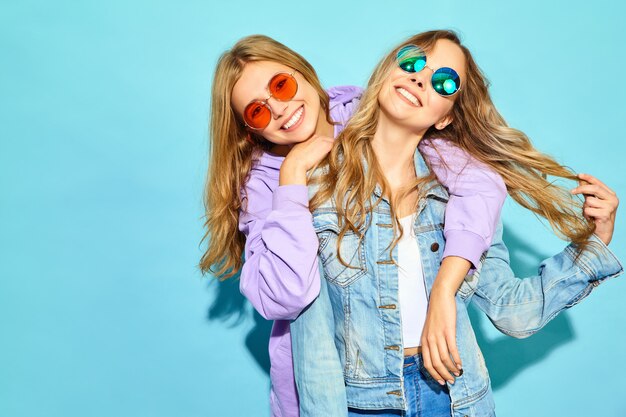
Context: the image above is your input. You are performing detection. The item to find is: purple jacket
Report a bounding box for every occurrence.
[237,86,506,417]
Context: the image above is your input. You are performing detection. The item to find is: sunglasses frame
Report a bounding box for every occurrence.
[396,44,462,97]
[243,71,298,130]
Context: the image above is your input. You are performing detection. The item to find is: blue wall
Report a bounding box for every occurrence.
[1,1,624,416]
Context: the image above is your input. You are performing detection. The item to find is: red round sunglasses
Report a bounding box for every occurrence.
[243,72,298,130]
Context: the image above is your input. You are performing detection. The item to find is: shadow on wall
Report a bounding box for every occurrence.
[205,224,579,382]
[471,225,576,391]
[207,272,272,375]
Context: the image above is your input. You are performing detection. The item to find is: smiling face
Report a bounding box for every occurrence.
[377,39,467,135]
[231,61,323,146]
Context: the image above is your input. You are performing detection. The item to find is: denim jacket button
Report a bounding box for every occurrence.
[430,242,440,252]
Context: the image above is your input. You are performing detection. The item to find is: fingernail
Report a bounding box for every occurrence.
[448,379,455,385]
[438,379,445,385]
[453,372,460,377]
[456,364,463,370]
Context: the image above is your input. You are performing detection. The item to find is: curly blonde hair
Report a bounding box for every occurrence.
[311,30,594,263]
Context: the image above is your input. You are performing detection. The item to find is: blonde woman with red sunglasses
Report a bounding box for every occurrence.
[202,35,365,417]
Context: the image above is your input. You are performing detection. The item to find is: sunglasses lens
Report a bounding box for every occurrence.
[432,67,460,96]
[244,101,271,129]
[269,73,298,101]
[396,45,427,73]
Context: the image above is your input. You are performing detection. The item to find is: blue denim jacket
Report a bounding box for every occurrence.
[291,149,623,417]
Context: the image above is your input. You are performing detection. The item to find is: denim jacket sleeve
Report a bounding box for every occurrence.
[291,263,348,417]
[239,181,321,320]
[471,222,623,338]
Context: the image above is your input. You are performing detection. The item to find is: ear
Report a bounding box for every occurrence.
[245,132,256,145]
[434,113,453,131]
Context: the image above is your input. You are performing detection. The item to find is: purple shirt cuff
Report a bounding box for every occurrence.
[442,229,487,268]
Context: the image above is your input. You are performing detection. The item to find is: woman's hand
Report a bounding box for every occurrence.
[279,135,334,186]
[571,173,619,245]
[421,286,463,386]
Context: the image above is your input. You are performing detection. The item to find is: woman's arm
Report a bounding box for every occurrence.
[473,224,622,337]
[239,179,321,320]
[239,136,335,320]
[419,138,507,385]
[473,174,622,336]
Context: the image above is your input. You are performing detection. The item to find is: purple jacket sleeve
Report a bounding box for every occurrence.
[419,138,507,267]
[327,85,363,135]
[238,178,321,321]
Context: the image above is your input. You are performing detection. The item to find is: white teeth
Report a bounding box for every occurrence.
[282,107,304,129]
[396,87,420,106]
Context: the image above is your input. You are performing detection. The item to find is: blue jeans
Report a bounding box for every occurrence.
[348,354,451,417]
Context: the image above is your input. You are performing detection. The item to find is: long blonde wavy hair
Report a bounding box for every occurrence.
[200,35,332,280]
[311,30,594,263]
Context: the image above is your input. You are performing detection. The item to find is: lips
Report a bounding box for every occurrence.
[395,87,422,107]
[281,105,304,130]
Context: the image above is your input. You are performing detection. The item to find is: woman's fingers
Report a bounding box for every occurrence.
[420,343,444,385]
[571,175,619,215]
[572,174,617,200]
[573,173,619,245]
[583,197,615,217]
[583,196,605,209]
[436,337,458,383]
[571,184,613,200]
[583,206,610,220]
[578,173,616,196]
[426,335,454,385]
[446,332,463,372]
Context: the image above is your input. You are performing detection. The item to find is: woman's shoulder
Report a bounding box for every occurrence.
[248,151,283,181]
[327,85,363,105]
[241,152,283,201]
[327,85,363,132]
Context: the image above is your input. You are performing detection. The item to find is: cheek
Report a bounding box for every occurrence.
[301,88,322,121]
[376,86,393,112]
[304,87,320,108]
[431,96,454,116]
[306,93,320,111]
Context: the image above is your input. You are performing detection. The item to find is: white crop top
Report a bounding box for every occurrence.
[397,214,428,348]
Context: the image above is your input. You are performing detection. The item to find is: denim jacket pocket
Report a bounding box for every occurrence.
[314,211,367,287]
[317,229,367,287]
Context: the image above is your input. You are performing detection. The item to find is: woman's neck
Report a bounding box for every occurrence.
[371,114,426,192]
[317,110,335,138]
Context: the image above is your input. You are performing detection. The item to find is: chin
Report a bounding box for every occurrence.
[297,121,317,141]
[278,131,311,146]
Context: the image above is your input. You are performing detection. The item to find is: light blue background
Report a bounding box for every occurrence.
[1,1,625,416]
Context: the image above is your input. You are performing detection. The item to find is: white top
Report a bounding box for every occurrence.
[397,214,428,348]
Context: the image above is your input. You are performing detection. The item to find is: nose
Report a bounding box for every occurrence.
[267,97,288,119]
[409,70,429,90]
